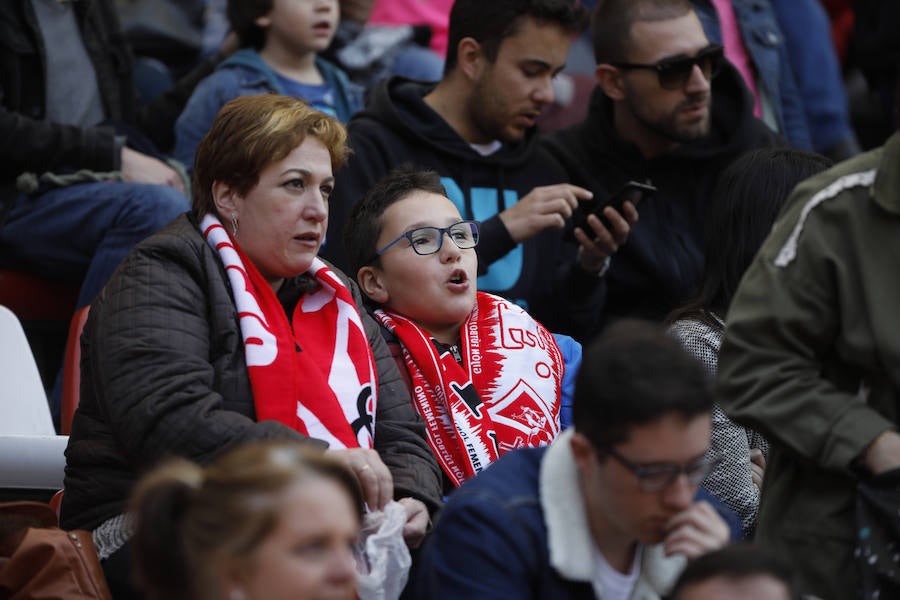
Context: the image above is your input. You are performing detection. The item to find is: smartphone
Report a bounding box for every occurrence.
[570,180,656,235]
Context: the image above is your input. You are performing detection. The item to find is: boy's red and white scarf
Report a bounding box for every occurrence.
[201,214,376,449]
[375,292,562,486]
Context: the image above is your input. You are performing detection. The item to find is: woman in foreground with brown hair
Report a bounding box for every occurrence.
[131,440,364,600]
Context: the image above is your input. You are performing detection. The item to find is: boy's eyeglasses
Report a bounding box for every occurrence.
[369,220,479,263]
[609,44,724,90]
[601,445,722,492]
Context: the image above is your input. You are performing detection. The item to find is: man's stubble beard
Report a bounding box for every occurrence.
[631,93,713,145]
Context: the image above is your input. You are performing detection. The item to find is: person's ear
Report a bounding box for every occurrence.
[212,180,240,217]
[595,64,627,101]
[456,37,485,82]
[570,432,598,475]
[357,266,389,304]
[254,11,273,29]
[220,559,250,600]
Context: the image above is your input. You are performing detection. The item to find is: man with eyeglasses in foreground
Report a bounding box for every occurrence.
[414,319,735,599]
[543,0,781,324]
[344,166,582,495]
[417,319,740,600]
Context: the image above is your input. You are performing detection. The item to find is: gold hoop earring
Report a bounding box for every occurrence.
[230,212,239,237]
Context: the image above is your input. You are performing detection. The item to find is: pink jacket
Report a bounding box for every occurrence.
[367,0,453,56]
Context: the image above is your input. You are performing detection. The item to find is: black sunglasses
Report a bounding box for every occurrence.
[610,44,724,90]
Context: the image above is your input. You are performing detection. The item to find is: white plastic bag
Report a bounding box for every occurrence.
[355,500,412,600]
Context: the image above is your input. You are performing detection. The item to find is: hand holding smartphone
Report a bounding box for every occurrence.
[570,180,655,235]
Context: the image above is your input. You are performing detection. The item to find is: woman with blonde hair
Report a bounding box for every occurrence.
[60,94,442,597]
[131,440,364,600]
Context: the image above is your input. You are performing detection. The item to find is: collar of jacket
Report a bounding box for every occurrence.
[540,429,686,596]
[218,49,350,95]
[873,131,900,215]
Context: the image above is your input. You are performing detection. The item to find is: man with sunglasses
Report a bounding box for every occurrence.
[320,0,616,342]
[415,320,735,599]
[543,0,781,324]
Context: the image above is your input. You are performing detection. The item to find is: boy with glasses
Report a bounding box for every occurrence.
[415,319,733,599]
[344,166,582,492]
[543,0,782,324]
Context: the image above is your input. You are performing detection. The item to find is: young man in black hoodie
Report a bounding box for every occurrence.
[542,0,782,323]
[323,0,625,340]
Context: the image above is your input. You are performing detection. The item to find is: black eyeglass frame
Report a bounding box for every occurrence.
[366,220,480,265]
[609,44,725,90]
[601,444,722,492]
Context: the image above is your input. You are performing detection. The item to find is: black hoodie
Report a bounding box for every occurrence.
[324,77,604,339]
[542,65,782,323]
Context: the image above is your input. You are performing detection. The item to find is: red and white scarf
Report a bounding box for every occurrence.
[375,292,562,485]
[201,214,376,449]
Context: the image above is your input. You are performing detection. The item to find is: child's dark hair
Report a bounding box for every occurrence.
[342,164,447,277]
[227,0,274,50]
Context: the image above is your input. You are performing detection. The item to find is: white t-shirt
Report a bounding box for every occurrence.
[592,545,642,600]
[469,140,503,156]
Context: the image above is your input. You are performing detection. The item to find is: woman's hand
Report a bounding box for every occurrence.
[397,497,429,549]
[327,448,393,510]
[750,447,766,489]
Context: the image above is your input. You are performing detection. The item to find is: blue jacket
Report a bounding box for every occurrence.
[767,0,858,156]
[554,333,581,430]
[416,433,742,599]
[692,0,813,152]
[173,48,363,169]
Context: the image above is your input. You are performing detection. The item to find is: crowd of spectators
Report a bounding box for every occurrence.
[2,0,899,598]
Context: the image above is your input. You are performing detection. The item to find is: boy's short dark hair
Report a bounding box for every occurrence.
[591,0,692,65]
[444,0,588,75]
[342,165,447,277]
[670,544,797,599]
[572,319,713,450]
[227,0,275,50]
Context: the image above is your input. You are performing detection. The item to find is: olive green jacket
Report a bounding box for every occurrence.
[718,132,900,599]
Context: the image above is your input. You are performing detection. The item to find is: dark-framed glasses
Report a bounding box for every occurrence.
[602,445,722,492]
[371,220,479,262]
[610,44,724,90]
